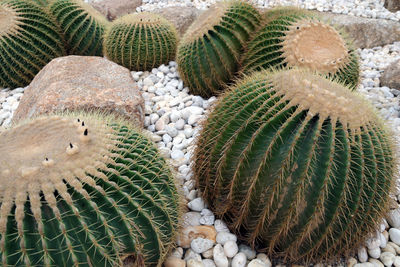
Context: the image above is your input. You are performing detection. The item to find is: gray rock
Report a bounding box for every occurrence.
[381,59,400,90]
[319,12,400,48]
[191,238,214,254]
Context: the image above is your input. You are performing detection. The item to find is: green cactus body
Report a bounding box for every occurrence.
[0,112,182,267]
[177,1,261,98]
[49,0,108,56]
[0,0,65,89]
[241,7,360,90]
[194,69,395,262]
[104,12,178,71]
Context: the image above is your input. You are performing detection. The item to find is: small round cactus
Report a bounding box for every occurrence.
[104,12,178,71]
[241,7,360,90]
[0,112,182,266]
[194,68,395,262]
[49,0,109,56]
[177,1,261,97]
[0,0,65,89]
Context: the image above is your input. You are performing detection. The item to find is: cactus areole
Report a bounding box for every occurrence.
[0,113,181,266]
[194,69,395,263]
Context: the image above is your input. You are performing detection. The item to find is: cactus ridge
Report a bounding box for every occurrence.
[177,1,261,97]
[0,112,182,267]
[0,0,66,89]
[104,12,178,71]
[241,7,360,90]
[194,69,395,262]
[50,0,108,56]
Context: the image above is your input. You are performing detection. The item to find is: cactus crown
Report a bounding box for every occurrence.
[183,2,228,42]
[0,5,17,36]
[271,69,368,128]
[281,20,349,73]
[0,112,182,266]
[120,11,169,25]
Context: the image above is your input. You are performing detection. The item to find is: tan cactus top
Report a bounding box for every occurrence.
[0,113,124,250]
[281,19,349,74]
[0,4,18,37]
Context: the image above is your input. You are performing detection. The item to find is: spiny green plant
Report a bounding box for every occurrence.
[0,0,65,89]
[104,12,178,71]
[177,1,261,98]
[241,7,360,90]
[0,112,182,267]
[49,0,109,56]
[194,68,395,262]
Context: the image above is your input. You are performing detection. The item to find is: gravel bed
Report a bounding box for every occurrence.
[1,1,400,266]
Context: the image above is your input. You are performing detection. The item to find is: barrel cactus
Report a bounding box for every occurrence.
[177,1,261,98]
[241,7,360,90]
[104,12,178,71]
[0,112,182,266]
[0,0,65,89]
[194,68,395,262]
[49,0,108,56]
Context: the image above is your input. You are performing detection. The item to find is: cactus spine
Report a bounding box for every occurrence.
[49,0,108,56]
[0,112,182,267]
[104,12,178,71]
[0,0,66,89]
[194,69,395,262]
[177,1,261,97]
[241,7,360,90]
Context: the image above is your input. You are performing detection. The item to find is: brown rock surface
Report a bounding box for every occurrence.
[91,0,142,21]
[381,59,400,89]
[13,56,144,125]
[152,6,202,35]
[385,0,400,12]
[177,225,217,248]
[319,12,400,49]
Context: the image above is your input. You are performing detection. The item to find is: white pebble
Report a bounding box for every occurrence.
[171,150,184,160]
[387,208,400,228]
[213,244,228,267]
[389,228,400,245]
[380,251,395,266]
[202,259,216,267]
[191,238,214,254]
[248,259,270,267]
[188,198,205,211]
[187,259,205,267]
[216,232,237,245]
[223,240,238,258]
[214,220,230,233]
[358,246,369,263]
[231,252,247,267]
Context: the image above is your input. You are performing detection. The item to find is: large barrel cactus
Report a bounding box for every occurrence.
[104,12,178,71]
[241,7,360,90]
[194,68,395,262]
[177,1,261,98]
[49,0,108,56]
[0,0,65,89]
[0,112,182,266]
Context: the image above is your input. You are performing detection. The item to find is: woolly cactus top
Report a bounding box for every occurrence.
[281,20,349,74]
[270,69,369,128]
[117,12,171,25]
[0,4,17,36]
[0,114,115,234]
[183,2,228,42]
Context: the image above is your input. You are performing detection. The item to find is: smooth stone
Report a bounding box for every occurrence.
[394,256,400,267]
[191,238,214,254]
[369,258,384,267]
[171,247,184,259]
[202,248,214,259]
[182,212,202,227]
[380,252,395,266]
[200,209,215,225]
[187,259,205,267]
[213,244,228,267]
[347,257,357,267]
[358,246,369,263]
[368,247,381,259]
[216,232,237,245]
[202,259,216,267]
[171,150,185,160]
[389,228,400,245]
[387,208,400,228]
[184,249,202,261]
[178,225,217,248]
[248,259,270,267]
[223,240,238,258]
[256,253,272,267]
[188,198,205,211]
[164,256,185,267]
[214,220,230,233]
[232,252,247,267]
[354,264,375,267]
[239,244,256,260]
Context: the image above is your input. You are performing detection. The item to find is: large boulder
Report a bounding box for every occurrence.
[320,12,400,48]
[381,59,400,89]
[13,56,144,125]
[385,0,400,12]
[152,5,202,35]
[91,0,142,21]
